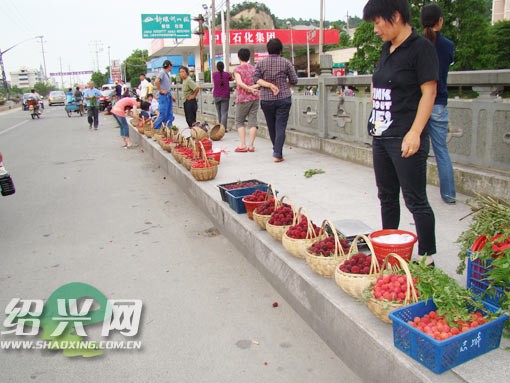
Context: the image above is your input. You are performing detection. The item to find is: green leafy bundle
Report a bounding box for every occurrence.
[409,261,489,326]
[456,195,510,274]
[304,169,325,178]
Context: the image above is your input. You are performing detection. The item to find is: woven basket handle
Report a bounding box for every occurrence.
[292,206,304,227]
[379,253,419,304]
[323,220,346,261]
[348,234,380,274]
[276,195,293,211]
[265,184,276,201]
[298,208,316,240]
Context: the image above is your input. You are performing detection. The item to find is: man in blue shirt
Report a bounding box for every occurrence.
[83,81,102,130]
[154,60,175,130]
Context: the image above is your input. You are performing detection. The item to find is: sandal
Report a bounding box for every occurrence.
[235,147,248,152]
[248,147,255,152]
[273,157,284,163]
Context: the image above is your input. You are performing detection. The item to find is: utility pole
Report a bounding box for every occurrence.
[211,0,216,72]
[225,0,230,70]
[89,40,103,72]
[0,36,40,94]
[193,14,205,74]
[319,0,324,55]
[36,36,47,82]
[59,57,63,89]
[108,46,112,82]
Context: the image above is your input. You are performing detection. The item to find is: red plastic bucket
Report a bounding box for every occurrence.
[206,151,221,163]
[368,229,418,267]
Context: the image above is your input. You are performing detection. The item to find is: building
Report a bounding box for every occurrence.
[493,0,510,23]
[9,66,45,89]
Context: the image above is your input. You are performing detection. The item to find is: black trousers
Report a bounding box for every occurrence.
[372,136,436,256]
[87,106,99,128]
[184,99,198,127]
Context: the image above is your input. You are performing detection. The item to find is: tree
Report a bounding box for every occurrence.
[349,21,382,74]
[485,20,510,69]
[33,82,54,97]
[124,49,149,88]
[409,0,492,70]
[91,72,107,88]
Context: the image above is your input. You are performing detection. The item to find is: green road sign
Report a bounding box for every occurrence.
[141,14,191,39]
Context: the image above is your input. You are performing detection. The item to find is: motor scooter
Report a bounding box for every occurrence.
[0,152,15,196]
[27,99,42,119]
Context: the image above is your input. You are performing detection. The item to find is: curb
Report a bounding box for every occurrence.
[129,125,486,383]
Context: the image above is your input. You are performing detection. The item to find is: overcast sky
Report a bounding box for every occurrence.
[0,0,364,85]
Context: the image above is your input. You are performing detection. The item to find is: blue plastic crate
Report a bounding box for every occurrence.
[466,250,507,307]
[217,179,267,202]
[389,299,508,374]
[467,256,506,307]
[225,185,270,214]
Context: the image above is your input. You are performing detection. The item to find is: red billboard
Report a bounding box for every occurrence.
[203,29,339,46]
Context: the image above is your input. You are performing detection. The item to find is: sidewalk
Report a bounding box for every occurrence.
[130,113,508,383]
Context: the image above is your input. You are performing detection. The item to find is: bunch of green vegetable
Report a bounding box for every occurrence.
[408,261,490,326]
[456,194,510,274]
[304,168,325,178]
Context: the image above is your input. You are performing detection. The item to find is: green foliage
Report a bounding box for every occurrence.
[456,195,510,274]
[304,169,325,178]
[90,72,107,88]
[486,20,510,69]
[409,261,489,325]
[340,31,352,47]
[124,49,149,88]
[349,21,382,74]
[33,82,55,97]
[230,16,252,29]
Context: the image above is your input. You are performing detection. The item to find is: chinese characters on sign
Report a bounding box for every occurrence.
[142,14,191,39]
[203,29,340,46]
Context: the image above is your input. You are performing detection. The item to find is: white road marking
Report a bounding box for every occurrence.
[0,120,29,136]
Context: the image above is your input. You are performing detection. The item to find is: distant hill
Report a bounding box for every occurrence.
[230,7,275,29]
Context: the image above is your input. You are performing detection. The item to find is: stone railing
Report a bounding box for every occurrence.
[170,61,510,198]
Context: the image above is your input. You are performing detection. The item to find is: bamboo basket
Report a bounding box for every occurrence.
[305,220,348,278]
[210,123,225,141]
[365,253,419,324]
[265,196,294,243]
[130,116,140,128]
[144,119,155,138]
[334,234,380,297]
[190,125,209,140]
[282,208,325,259]
[252,185,278,230]
[190,142,218,181]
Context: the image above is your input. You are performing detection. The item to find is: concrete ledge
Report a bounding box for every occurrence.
[129,125,480,383]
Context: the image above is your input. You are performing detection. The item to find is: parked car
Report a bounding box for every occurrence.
[101,84,117,91]
[99,89,115,111]
[48,91,66,106]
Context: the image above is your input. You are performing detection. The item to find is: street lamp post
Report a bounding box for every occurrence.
[0,36,40,93]
[36,36,47,82]
[306,28,316,78]
[202,3,214,76]
[286,21,294,65]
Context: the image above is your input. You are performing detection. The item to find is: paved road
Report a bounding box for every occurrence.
[0,106,363,382]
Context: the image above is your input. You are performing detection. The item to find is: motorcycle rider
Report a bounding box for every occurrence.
[74,86,84,113]
[28,89,43,113]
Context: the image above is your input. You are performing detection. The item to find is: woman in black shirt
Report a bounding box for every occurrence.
[363,0,438,265]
